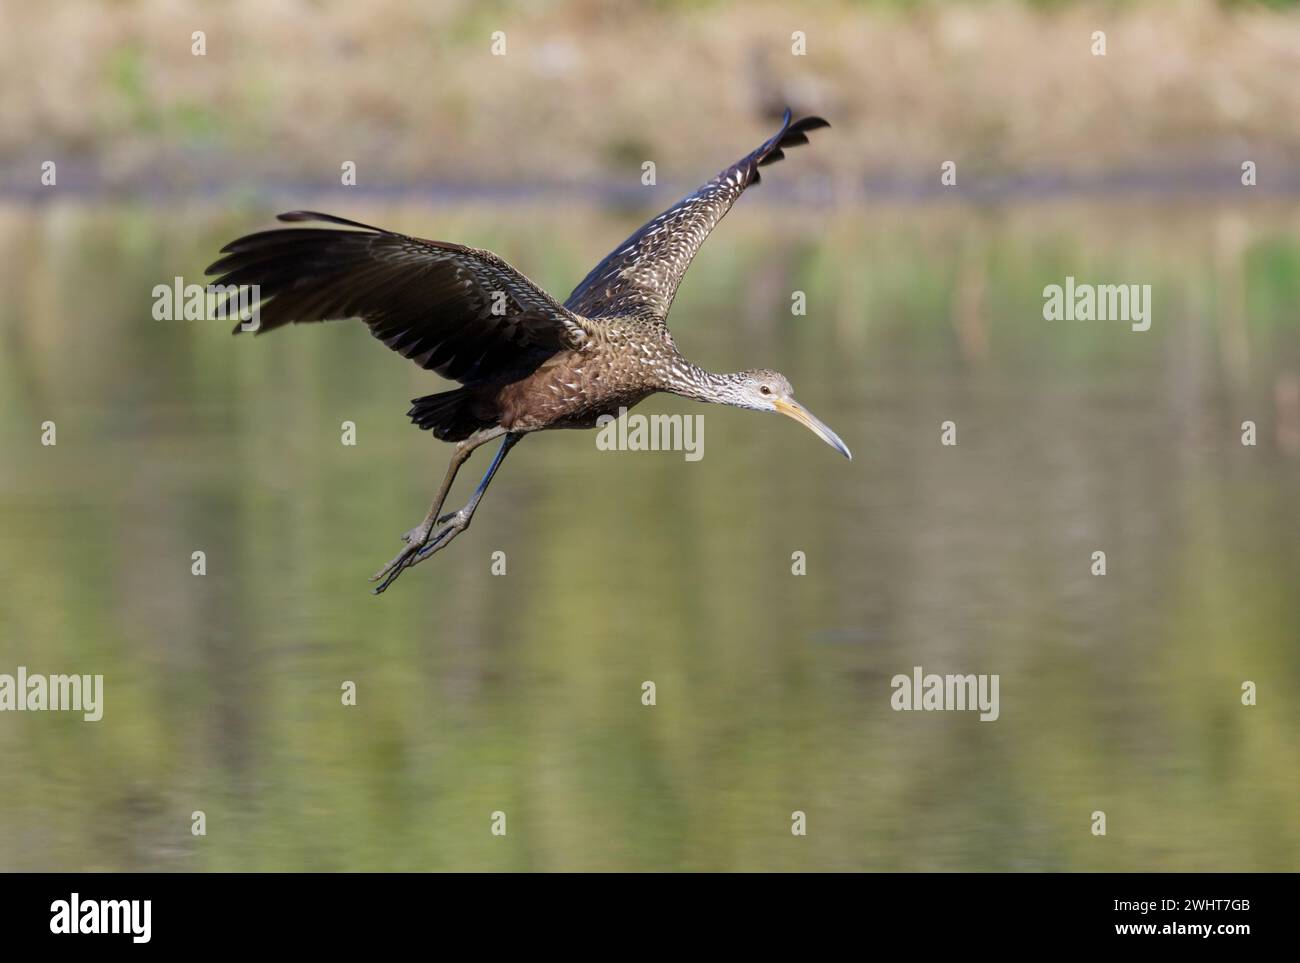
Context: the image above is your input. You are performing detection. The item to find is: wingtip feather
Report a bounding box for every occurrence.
[277,210,387,232]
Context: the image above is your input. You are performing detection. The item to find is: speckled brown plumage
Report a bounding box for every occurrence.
[206,110,846,593]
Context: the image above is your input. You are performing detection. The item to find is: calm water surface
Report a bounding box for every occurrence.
[0,199,1297,870]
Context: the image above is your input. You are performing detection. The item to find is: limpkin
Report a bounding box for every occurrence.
[207,110,849,594]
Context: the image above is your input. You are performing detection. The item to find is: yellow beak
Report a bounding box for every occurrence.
[774,398,852,460]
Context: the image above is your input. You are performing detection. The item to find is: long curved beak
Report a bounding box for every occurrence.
[774,398,852,460]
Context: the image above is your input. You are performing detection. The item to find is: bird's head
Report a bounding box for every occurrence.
[726,369,852,460]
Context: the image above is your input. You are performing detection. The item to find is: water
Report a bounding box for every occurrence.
[0,198,1297,871]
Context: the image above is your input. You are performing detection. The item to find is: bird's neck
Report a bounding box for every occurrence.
[662,363,741,404]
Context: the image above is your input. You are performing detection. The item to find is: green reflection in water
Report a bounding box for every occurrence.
[0,200,1297,871]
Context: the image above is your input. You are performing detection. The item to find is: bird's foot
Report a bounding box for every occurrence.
[407,511,470,567]
[369,511,469,594]
[369,522,436,593]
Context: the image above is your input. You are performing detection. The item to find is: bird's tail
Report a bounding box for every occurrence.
[407,388,491,442]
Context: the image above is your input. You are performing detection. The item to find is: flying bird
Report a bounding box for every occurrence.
[207,110,849,594]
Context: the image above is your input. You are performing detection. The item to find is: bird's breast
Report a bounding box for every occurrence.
[496,344,663,432]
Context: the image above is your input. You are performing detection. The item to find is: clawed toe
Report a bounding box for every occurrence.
[373,522,436,582]
[370,543,419,585]
[370,521,463,593]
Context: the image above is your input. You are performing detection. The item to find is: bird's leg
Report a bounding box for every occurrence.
[402,432,522,573]
[370,426,507,592]
[399,426,508,546]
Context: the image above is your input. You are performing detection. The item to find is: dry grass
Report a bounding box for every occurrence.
[3,0,1300,188]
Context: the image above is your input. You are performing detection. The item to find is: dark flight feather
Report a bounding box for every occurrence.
[205,211,591,385]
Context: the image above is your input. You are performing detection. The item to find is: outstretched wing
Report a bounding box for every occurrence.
[206,211,591,385]
[563,109,829,324]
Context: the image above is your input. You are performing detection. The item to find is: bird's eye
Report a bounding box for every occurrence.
[760,385,771,395]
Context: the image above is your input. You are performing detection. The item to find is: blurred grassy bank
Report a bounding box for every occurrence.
[4,0,1300,195]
